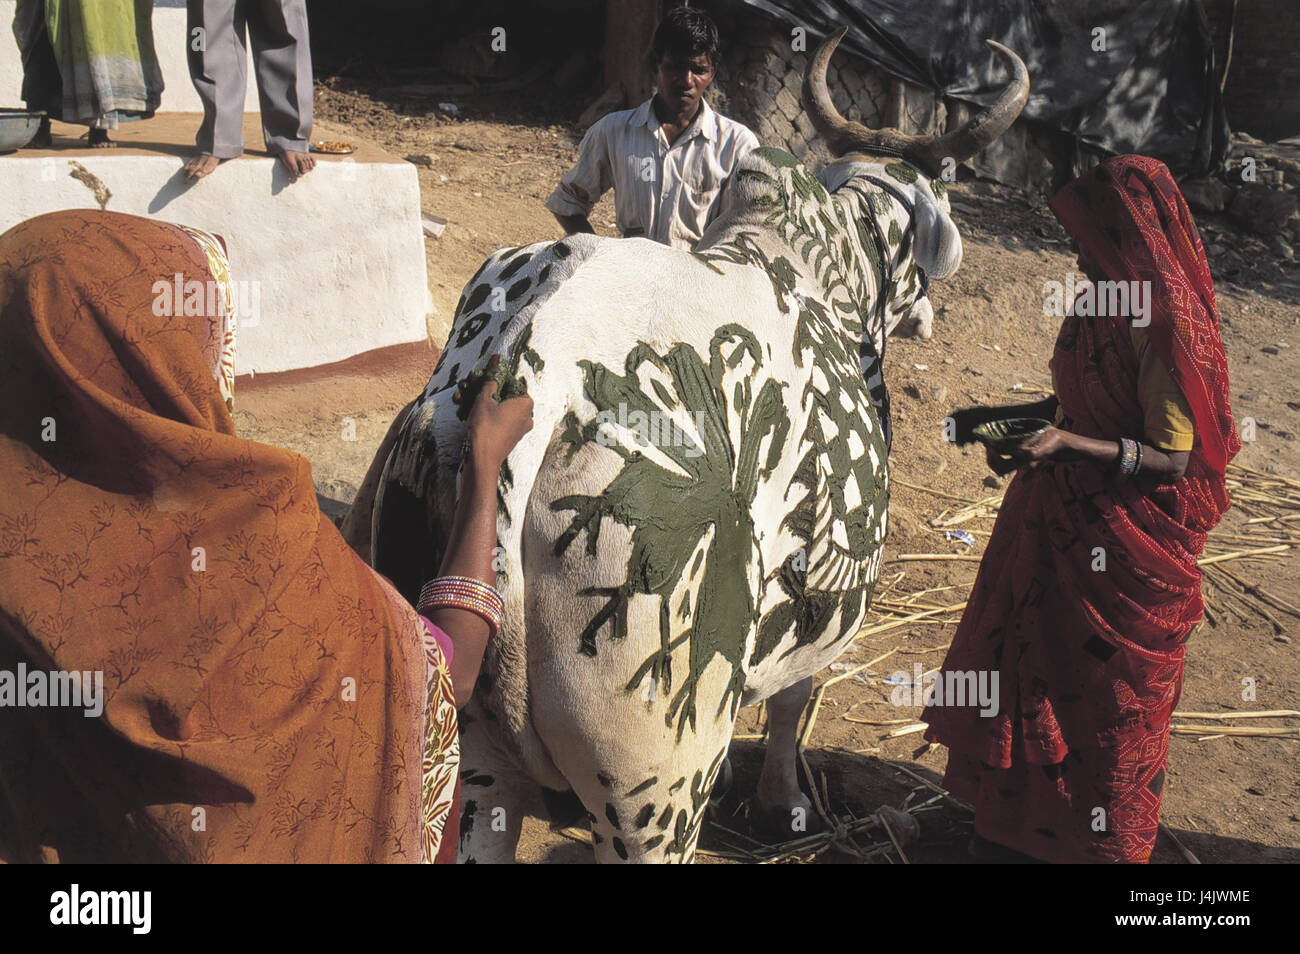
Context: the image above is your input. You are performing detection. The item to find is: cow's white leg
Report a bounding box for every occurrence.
[455,698,534,864]
[755,676,814,835]
[557,733,734,864]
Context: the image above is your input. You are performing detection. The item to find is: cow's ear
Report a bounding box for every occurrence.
[912,187,962,281]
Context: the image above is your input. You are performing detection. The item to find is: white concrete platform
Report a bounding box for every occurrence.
[2,113,432,374]
[0,0,260,115]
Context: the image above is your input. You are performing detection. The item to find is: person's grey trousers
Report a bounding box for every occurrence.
[186,0,313,157]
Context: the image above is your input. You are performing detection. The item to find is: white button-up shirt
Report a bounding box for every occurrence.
[546,98,759,249]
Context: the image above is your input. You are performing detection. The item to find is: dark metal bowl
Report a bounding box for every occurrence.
[972,417,1052,453]
[0,109,45,153]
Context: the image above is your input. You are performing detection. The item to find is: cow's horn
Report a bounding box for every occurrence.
[916,41,1029,170]
[802,28,925,162]
[802,31,1029,175]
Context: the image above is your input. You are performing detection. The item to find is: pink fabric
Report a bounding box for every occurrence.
[420,617,454,667]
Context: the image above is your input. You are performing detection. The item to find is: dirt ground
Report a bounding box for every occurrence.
[233,78,1300,864]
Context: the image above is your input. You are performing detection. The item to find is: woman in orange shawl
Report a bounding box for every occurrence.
[0,209,530,863]
[925,156,1240,863]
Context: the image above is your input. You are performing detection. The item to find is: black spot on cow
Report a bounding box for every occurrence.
[656,806,673,829]
[460,770,495,787]
[506,278,531,302]
[596,771,613,789]
[612,837,628,860]
[497,252,533,282]
[461,283,491,315]
[605,803,621,830]
[626,777,657,797]
[643,834,664,851]
[456,312,490,347]
[634,804,655,829]
[553,241,572,258]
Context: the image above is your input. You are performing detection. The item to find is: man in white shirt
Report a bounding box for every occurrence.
[547,7,759,249]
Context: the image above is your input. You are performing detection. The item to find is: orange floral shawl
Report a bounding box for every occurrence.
[0,210,452,862]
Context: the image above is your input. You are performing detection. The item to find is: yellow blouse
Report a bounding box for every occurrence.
[1052,325,1195,451]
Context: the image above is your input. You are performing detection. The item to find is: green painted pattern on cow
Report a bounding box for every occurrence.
[553,324,791,738]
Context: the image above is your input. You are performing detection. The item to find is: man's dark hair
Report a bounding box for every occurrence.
[651,6,720,66]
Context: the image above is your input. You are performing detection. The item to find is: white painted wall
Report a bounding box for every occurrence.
[1,153,432,373]
[1,0,260,115]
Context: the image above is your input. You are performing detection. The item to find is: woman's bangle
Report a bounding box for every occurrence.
[417,575,504,638]
[1115,437,1141,480]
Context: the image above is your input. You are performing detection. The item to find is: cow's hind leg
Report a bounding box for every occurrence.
[455,699,535,863]
[561,736,734,864]
[755,676,815,837]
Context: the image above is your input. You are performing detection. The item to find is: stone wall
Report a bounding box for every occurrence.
[1207,0,1300,141]
[705,9,1070,191]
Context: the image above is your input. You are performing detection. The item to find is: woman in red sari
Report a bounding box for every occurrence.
[924,155,1240,863]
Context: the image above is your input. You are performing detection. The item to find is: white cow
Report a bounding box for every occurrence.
[367,31,1027,862]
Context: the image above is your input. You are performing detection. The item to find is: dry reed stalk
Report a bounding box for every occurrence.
[1171,725,1299,738]
[891,479,979,504]
[877,810,910,864]
[894,554,984,563]
[800,647,900,748]
[1159,823,1202,864]
[1212,564,1300,617]
[1173,709,1300,720]
[1196,545,1289,566]
[856,603,968,638]
[888,762,975,814]
[798,749,832,827]
[1203,565,1286,632]
[886,722,929,738]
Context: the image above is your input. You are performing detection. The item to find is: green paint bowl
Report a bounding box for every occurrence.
[971,417,1051,452]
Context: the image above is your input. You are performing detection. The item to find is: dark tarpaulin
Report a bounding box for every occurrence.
[736,0,1230,178]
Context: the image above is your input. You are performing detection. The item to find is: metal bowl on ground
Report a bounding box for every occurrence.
[971,417,1052,453]
[0,109,45,153]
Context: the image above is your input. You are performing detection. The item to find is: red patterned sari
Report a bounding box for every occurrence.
[923,156,1240,863]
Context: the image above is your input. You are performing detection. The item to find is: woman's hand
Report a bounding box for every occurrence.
[946,396,1060,447]
[466,376,534,469]
[1009,426,1075,468]
[984,444,1019,475]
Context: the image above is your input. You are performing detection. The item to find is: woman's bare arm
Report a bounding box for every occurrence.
[424,377,533,708]
[1008,427,1190,481]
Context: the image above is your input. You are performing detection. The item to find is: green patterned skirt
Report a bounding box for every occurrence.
[13,0,163,128]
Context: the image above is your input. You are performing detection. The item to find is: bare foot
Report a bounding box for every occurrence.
[88,128,116,148]
[277,149,316,178]
[183,154,222,180]
[28,118,52,149]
